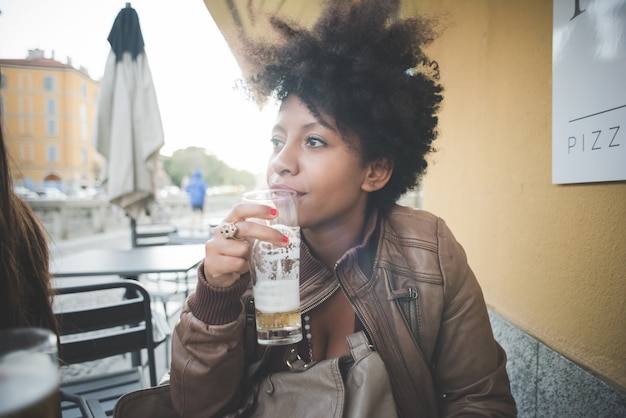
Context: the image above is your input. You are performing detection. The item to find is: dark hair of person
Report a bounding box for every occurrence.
[240,0,443,210]
[0,111,58,335]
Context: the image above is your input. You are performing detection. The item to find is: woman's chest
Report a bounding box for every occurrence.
[306,290,355,361]
[266,289,357,371]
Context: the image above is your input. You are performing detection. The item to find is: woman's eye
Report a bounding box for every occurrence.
[305,136,325,148]
[270,137,284,149]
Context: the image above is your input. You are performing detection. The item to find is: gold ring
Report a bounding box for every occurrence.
[219,222,238,239]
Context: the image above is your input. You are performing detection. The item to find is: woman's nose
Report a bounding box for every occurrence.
[270,142,298,176]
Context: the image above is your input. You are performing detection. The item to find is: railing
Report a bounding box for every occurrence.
[27,195,239,241]
[28,191,420,241]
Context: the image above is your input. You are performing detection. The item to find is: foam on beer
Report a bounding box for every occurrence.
[251,225,301,313]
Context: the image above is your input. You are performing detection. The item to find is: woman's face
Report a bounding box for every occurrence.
[266,95,372,231]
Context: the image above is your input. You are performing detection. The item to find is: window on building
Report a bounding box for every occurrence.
[81,149,88,165]
[19,73,32,90]
[44,76,56,91]
[80,104,87,140]
[80,82,86,98]
[20,144,35,162]
[19,118,35,136]
[0,73,6,89]
[47,119,57,136]
[46,144,59,163]
[47,99,56,115]
[46,99,57,136]
[19,96,34,114]
[18,97,34,136]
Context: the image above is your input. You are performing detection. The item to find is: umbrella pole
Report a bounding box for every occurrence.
[131,217,138,248]
[128,216,141,367]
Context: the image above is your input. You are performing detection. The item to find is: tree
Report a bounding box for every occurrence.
[161,147,256,189]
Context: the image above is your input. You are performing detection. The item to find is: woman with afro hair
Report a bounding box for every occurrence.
[169,1,516,416]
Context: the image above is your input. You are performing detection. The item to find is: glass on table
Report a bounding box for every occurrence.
[0,327,60,418]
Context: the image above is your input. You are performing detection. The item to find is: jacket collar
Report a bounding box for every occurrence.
[299,208,380,312]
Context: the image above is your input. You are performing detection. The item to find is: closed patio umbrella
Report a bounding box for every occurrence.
[94,3,164,242]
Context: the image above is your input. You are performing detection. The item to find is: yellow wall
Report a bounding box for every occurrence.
[203,0,625,389]
[417,0,625,389]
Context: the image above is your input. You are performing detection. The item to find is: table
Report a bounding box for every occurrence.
[51,244,205,369]
[51,244,205,279]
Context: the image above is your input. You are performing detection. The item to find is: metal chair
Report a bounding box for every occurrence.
[138,271,195,366]
[132,222,178,247]
[54,280,168,418]
[134,224,202,321]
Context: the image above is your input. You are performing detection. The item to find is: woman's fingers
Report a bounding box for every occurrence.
[214,220,287,247]
[203,237,250,286]
[202,202,290,287]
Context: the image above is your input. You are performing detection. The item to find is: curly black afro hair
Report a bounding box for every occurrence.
[241,0,443,210]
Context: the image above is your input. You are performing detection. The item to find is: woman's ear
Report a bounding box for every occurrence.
[361,158,393,192]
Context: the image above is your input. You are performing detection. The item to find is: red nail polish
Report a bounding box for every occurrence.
[269,208,278,216]
[282,235,289,243]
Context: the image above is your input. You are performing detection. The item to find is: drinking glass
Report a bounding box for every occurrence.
[0,327,60,418]
[242,189,302,345]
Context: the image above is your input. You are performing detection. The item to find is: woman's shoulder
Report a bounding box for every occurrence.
[381,204,465,258]
[378,205,470,287]
[384,204,444,237]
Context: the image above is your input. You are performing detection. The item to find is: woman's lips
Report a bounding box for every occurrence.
[269,183,302,195]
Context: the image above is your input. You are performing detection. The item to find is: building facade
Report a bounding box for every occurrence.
[0,49,101,194]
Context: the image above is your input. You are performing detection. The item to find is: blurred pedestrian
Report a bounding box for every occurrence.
[185,169,207,233]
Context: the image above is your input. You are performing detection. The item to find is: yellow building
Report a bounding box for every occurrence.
[0,49,101,194]
[203,0,626,415]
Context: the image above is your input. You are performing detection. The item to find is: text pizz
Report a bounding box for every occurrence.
[568,126,620,154]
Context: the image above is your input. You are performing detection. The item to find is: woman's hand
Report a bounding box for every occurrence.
[203,203,288,288]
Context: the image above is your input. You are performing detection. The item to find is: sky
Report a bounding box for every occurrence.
[0,0,278,175]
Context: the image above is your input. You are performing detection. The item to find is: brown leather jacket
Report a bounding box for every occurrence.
[170,206,517,417]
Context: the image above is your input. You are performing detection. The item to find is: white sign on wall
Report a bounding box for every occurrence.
[552,0,626,184]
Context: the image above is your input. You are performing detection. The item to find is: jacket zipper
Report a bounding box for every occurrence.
[332,262,377,349]
[301,283,339,315]
[392,287,420,348]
